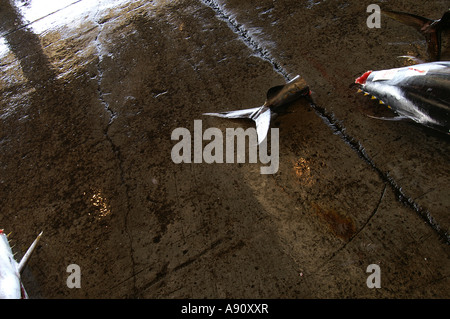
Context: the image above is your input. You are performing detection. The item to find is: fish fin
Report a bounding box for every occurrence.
[203,107,260,119]
[440,11,450,26]
[382,9,444,60]
[397,55,426,64]
[426,31,441,62]
[254,108,271,145]
[367,114,410,121]
[432,11,450,60]
[21,283,29,299]
[203,106,271,144]
[18,231,43,273]
[382,10,433,32]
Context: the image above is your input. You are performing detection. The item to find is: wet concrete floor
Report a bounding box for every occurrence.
[0,0,448,298]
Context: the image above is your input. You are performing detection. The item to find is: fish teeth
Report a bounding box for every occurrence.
[358,89,390,108]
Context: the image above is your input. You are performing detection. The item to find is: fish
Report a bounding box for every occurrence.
[203,75,310,144]
[355,61,450,135]
[0,229,43,299]
[382,9,450,61]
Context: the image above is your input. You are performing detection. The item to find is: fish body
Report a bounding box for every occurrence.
[203,75,310,144]
[355,61,450,134]
[382,9,450,61]
[0,229,42,299]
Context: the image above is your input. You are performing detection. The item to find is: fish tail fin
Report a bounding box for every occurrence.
[203,106,260,120]
[253,108,272,145]
[18,231,43,273]
[203,106,272,145]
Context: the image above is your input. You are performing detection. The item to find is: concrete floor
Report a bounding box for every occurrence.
[0,0,448,298]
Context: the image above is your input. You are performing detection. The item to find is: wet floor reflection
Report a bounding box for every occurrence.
[0,0,55,85]
[293,157,314,187]
[87,189,112,220]
[0,0,193,298]
[14,0,82,26]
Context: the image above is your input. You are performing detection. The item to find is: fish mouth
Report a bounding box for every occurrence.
[355,71,373,85]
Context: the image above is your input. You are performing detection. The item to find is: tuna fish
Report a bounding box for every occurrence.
[203,75,310,144]
[355,61,450,134]
[0,229,43,299]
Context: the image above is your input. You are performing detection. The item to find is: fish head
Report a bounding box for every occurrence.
[354,63,450,133]
[355,71,373,86]
[354,70,402,116]
[355,69,402,105]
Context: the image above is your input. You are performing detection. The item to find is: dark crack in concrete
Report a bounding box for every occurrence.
[94,17,138,296]
[201,0,449,244]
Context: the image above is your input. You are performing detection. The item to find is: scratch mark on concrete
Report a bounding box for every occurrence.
[318,184,387,269]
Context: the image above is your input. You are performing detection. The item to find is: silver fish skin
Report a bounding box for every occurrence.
[0,230,21,299]
[356,61,450,134]
[0,230,42,299]
[204,75,310,144]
